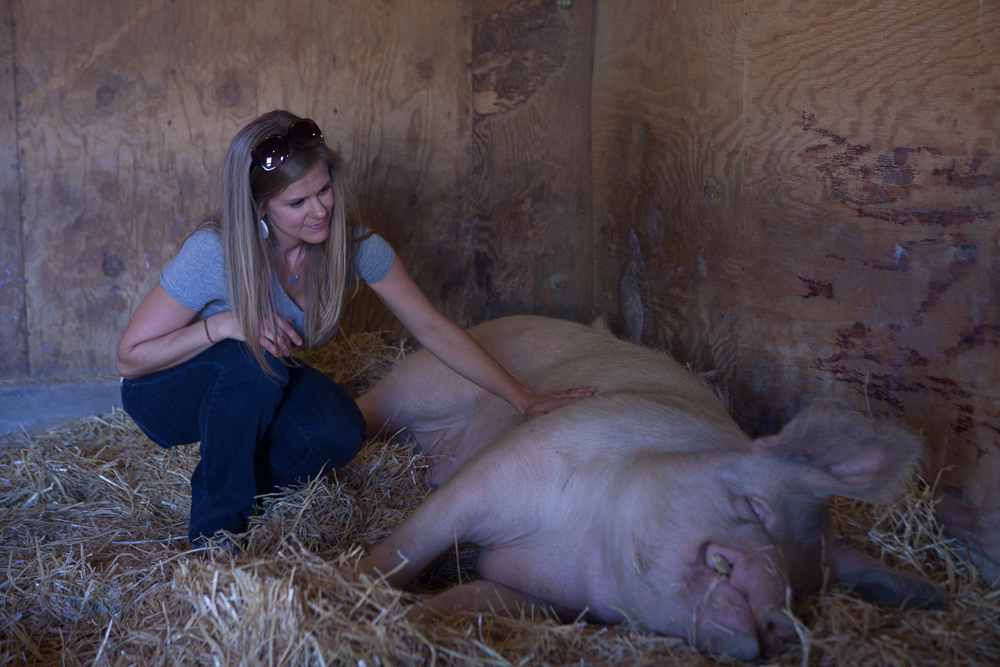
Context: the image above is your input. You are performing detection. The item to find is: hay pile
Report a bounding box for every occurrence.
[1,332,998,667]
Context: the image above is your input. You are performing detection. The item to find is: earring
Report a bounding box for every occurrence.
[260,218,269,239]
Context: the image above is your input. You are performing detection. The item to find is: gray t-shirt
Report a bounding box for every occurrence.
[160,226,394,343]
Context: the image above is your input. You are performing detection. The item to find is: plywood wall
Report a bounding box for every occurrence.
[0,0,593,378]
[3,0,997,572]
[465,0,594,324]
[0,2,27,377]
[593,0,1000,572]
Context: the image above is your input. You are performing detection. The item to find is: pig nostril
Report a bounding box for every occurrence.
[710,553,733,577]
[756,609,798,656]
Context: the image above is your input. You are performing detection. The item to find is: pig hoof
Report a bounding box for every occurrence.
[842,571,948,610]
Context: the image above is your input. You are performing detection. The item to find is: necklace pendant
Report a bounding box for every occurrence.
[288,274,300,286]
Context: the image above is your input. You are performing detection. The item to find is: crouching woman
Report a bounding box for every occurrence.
[116,110,593,548]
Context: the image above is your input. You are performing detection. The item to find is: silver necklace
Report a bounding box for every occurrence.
[284,250,306,286]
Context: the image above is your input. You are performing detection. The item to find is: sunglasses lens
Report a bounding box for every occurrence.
[251,135,288,171]
[251,120,323,171]
[288,119,323,147]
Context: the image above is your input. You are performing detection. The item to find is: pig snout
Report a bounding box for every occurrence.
[696,543,798,660]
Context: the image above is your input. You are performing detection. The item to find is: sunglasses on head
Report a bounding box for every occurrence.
[250,118,324,171]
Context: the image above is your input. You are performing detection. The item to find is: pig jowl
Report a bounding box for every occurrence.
[357,316,947,660]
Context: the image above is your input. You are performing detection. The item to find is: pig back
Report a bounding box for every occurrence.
[360,315,748,486]
[469,316,742,445]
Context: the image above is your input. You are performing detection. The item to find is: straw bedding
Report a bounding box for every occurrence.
[1,331,998,667]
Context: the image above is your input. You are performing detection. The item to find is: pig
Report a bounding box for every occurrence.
[356,315,946,660]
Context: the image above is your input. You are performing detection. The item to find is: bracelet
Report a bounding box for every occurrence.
[204,318,216,345]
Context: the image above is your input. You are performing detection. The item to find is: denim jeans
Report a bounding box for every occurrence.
[121,339,365,544]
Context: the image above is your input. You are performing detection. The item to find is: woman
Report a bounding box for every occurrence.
[116,110,593,548]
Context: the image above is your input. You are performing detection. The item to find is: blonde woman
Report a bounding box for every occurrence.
[116,110,593,549]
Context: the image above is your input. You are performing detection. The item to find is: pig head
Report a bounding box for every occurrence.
[357,316,946,660]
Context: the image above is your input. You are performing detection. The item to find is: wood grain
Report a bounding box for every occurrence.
[739,0,1000,564]
[15,0,256,376]
[0,1,27,376]
[592,0,1000,566]
[592,0,745,375]
[252,1,473,338]
[7,0,474,371]
[465,0,594,326]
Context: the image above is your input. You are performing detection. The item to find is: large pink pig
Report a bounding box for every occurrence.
[357,316,946,660]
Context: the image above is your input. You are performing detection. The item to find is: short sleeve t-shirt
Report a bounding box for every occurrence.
[160,226,394,343]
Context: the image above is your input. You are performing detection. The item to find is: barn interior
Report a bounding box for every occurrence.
[1,0,998,664]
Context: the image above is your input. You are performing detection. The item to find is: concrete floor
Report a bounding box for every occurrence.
[0,377,123,436]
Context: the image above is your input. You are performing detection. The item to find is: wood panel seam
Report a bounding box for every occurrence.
[6,0,27,375]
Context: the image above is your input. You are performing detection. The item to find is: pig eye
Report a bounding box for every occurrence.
[710,553,733,577]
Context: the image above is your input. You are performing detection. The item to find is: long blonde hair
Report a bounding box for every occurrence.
[215,109,366,375]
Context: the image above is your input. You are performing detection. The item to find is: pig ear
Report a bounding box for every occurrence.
[754,404,925,505]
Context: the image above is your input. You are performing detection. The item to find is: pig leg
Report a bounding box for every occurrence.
[403,580,553,623]
[359,498,460,587]
[359,464,500,588]
[825,540,947,610]
[356,343,526,486]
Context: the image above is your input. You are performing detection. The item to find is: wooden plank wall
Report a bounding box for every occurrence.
[466,0,594,324]
[0,0,593,378]
[591,0,745,370]
[0,1,27,377]
[5,0,997,571]
[593,0,1000,572]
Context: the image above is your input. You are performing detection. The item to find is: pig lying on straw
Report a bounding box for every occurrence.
[357,315,946,660]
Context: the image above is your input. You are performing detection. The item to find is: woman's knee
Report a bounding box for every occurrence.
[212,340,288,384]
[274,388,364,462]
[259,368,365,484]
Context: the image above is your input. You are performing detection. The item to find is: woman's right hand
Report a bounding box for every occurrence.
[117,285,304,378]
[212,310,302,358]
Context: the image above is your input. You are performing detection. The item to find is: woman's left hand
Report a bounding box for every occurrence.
[259,312,302,358]
[522,386,596,420]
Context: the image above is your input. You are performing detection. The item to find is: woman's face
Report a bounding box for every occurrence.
[262,161,335,249]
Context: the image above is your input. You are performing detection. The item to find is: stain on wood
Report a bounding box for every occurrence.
[800,114,995,226]
[593,0,1000,572]
[739,0,999,572]
[472,0,568,116]
[465,0,594,325]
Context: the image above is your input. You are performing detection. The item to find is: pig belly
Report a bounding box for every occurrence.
[357,342,525,486]
[419,396,524,488]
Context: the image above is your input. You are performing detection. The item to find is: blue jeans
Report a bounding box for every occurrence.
[121,339,365,544]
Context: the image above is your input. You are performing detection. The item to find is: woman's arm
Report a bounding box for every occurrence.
[368,260,594,418]
[115,284,300,379]
[116,284,215,378]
